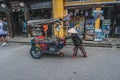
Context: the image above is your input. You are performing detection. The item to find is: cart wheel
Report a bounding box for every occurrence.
[30,47,42,59]
[59,52,64,57]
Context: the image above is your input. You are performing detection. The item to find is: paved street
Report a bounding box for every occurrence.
[0,43,120,80]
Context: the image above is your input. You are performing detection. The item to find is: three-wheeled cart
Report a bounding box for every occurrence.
[27,18,66,59]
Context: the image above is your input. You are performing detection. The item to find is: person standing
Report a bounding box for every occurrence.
[0,17,7,47]
[22,20,27,33]
[64,28,87,58]
[43,24,48,38]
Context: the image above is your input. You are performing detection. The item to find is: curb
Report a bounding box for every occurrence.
[7,41,120,48]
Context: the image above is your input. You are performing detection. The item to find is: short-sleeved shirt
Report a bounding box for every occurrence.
[43,24,48,32]
[0,22,7,35]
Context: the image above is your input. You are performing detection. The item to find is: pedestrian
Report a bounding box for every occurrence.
[22,20,27,33]
[43,24,48,38]
[64,28,87,58]
[0,17,7,47]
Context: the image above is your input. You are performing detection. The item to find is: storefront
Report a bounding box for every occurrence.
[0,0,28,37]
[0,10,6,19]
[63,0,120,41]
[1,0,120,39]
[0,0,54,37]
[28,1,53,37]
[114,4,120,36]
[0,7,11,36]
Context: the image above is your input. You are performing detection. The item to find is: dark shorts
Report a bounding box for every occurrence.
[0,34,7,38]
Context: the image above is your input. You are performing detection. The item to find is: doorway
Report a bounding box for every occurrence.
[29,8,53,37]
[11,11,26,37]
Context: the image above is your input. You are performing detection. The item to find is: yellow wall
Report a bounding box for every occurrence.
[52,0,66,38]
[52,0,64,18]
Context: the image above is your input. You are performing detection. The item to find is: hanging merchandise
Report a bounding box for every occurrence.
[70,21,74,28]
[70,17,75,28]
[63,14,70,21]
[85,11,88,17]
[102,19,111,40]
[92,10,103,19]
[81,10,84,16]
[94,29,103,41]
[76,16,80,28]
[74,9,79,16]
[79,17,85,38]
[115,27,120,34]
[31,25,44,36]
[75,16,81,37]
[70,11,73,17]
[85,19,95,41]
[63,14,70,28]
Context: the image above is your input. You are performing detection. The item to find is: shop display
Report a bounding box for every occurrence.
[102,19,111,39]
[115,27,120,34]
[94,29,102,41]
[31,25,44,36]
[92,10,104,29]
[115,15,120,34]
[92,10,103,19]
[79,17,85,38]
[85,19,95,41]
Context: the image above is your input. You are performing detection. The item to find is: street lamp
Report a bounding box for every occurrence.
[20,2,25,7]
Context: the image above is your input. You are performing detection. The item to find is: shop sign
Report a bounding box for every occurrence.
[9,1,21,10]
[102,19,111,39]
[30,1,52,9]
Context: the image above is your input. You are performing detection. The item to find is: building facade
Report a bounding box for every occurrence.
[53,0,120,41]
[0,0,53,37]
[0,0,120,40]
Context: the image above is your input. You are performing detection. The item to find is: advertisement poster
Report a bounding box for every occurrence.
[92,10,103,19]
[102,19,111,39]
[94,29,103,41]
[78,17,85,38]
[85,19,95,41]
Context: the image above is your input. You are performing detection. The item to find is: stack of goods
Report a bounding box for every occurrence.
[85,19,95,41]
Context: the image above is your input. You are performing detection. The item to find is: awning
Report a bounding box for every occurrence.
[95,1,120,5]
[30,1,52,10]
[66,1,120,6]
[27,18,60,26]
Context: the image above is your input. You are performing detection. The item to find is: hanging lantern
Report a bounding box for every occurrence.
[1,3,7,8]
[13,9,15,12]
[20,2,25,7]
[17,9,21,11]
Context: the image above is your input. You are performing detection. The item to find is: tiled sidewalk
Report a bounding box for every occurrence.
[7,36,120,47]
